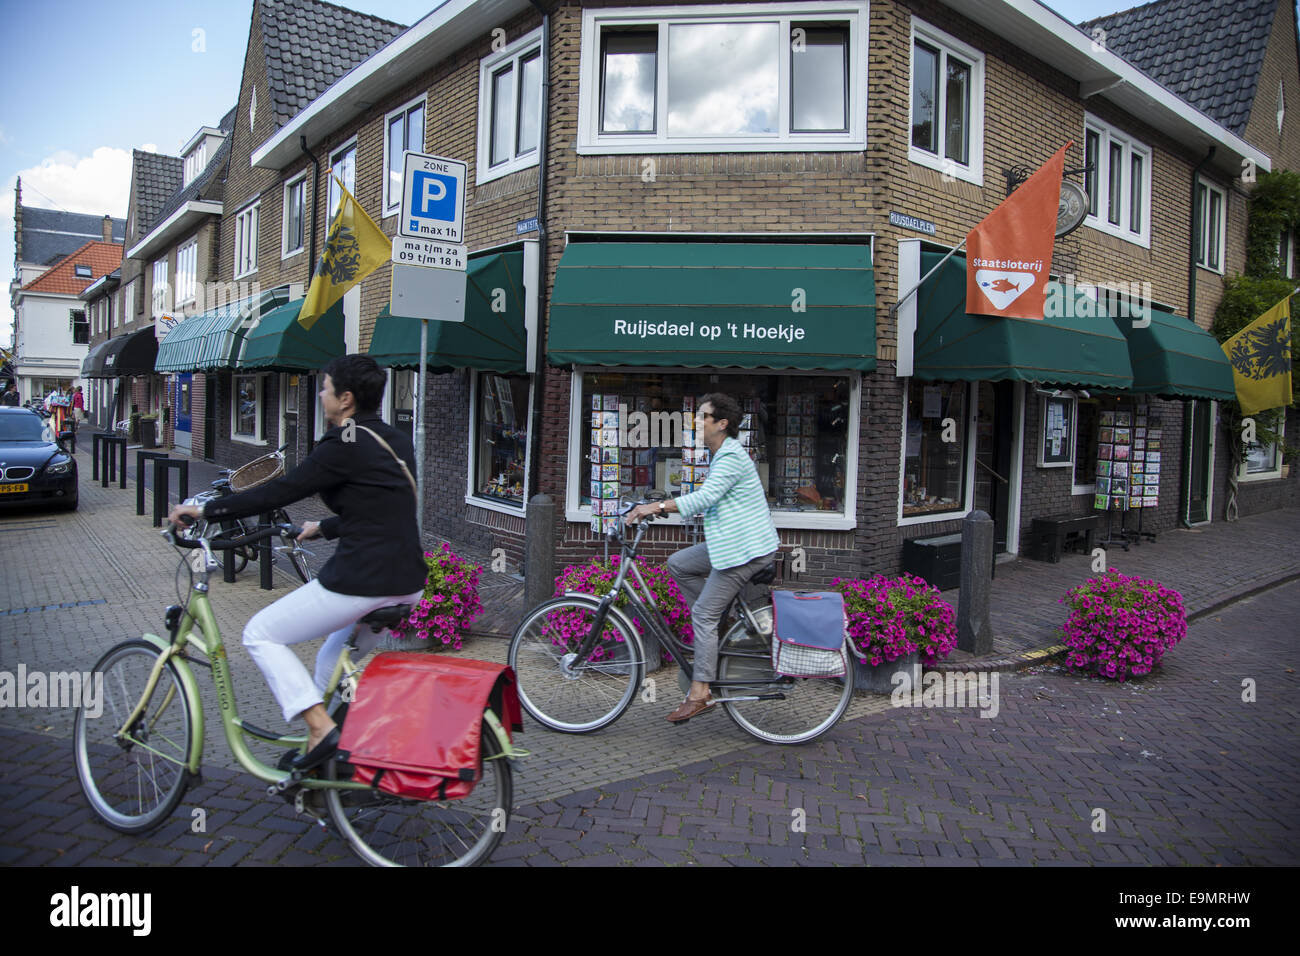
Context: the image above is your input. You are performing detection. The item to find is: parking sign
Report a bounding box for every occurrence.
[400,152,467,243]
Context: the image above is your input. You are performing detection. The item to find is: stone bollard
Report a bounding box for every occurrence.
[524,493,556,612]
[958,510,994,654]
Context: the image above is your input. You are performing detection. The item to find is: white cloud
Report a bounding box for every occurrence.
[12,146,132,218]
[140,143,158,154]
[2,145,134,346]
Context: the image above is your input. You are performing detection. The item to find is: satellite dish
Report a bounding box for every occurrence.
[1057,180,1089,237]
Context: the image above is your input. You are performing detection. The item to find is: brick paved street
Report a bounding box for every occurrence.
[1,448,1298,866]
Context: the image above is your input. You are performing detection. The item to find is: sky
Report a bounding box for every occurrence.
[0,0,1147,346]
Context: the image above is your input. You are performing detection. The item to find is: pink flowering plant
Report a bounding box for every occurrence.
[549,557,694,664]
[833,574,958,666]
[389,543,485,650]
[1059,571,1186,681]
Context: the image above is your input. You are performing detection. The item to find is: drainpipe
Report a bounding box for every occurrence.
[300,136,322,281]
[300,136,322,453]
[526,0,550,503]
[1183,146,1215,528]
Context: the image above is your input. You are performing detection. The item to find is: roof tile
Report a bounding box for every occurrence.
[20,241,123,296]
[1081,0,1278,135]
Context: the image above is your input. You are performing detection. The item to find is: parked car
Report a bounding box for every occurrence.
[0,407,78,511]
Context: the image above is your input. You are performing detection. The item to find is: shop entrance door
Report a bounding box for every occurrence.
[174,373,193,453]
[974,381,1015,552]
[1183,400,1213,524]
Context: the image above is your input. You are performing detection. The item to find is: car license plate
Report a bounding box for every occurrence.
[0,483,29,493]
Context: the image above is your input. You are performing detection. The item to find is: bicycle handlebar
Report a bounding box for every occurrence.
[164,522,303,551]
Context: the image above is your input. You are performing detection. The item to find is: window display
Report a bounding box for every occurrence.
[474,373,530,507]
[577,371,851,527]
[902,380,967,517]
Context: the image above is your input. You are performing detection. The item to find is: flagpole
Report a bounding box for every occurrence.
[889,238,968,317]
[416,318,427,536]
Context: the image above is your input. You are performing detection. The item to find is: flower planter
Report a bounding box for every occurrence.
[853,650,920,696]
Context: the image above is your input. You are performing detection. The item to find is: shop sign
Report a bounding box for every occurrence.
[890,211,937,236]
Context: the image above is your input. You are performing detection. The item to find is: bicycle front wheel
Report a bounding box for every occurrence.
[508,597,645,733]
[326,722,511,867]
[73,640,196,833]
[717,604,854,745]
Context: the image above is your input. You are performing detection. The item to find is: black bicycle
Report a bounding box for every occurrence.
[507,502,855,744]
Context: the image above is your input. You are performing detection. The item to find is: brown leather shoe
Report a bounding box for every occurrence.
[666,694,715,724]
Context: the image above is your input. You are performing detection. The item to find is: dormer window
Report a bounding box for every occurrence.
[74,265,92,278]
[184,142,208,186]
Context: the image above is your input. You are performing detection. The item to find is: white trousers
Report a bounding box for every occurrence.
[242,579,425,723]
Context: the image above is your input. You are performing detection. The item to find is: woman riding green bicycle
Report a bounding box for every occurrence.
[168,354,424,770]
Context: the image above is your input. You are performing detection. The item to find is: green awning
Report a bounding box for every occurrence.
[914,251,1133,389]
[155,288,293,372]
[238,298,346,371]
[547,242,876,371]
[368,251,527,372]
[1110,304,1236,401]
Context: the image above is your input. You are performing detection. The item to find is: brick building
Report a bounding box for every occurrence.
[156,0,1297,583]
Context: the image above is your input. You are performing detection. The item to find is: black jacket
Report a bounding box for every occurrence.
[203,415,427,596]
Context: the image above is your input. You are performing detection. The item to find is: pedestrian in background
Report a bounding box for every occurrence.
[71,386,85,427]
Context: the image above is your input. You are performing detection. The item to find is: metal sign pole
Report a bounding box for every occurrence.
[416,318,427,535]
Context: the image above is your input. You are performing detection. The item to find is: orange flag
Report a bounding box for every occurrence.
[966,142,1071,320]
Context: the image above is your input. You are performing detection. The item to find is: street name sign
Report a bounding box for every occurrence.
[399,152,467,242]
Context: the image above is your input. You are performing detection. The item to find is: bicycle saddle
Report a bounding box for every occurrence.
[359,604,412,632]
[751,563,777,586]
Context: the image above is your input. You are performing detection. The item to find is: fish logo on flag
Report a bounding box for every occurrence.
[966,142,1071,319]
[299,176,390,330]
[1222,295,1293,416]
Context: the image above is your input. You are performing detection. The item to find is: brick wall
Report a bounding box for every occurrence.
[1243,1,1300,174]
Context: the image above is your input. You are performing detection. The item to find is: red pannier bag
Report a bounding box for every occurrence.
[336,653,523,801]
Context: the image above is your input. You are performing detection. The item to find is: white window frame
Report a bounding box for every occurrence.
[476,29,544,184]
[1239,417,1284,482]
[1083,114,1152,248]
[1194,177,1227,274]
[234,201,260,278]
[907,17,985,186]
[282,172,307,259]
[119,284,130,328]
[576,3,868,156]
[564,366,860,530]
[384,95,428,211]
[1070,398,1097,496]
[175,238,198,306]
[151,258,169,317]
[184,143,207,187]
[467,372,534,516]
[327,140,357,221]
[231,372,268,445]
[1279,227,1296,279]
[897,379,978,526]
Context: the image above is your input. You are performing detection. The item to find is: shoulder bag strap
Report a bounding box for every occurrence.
[356,425,418,499]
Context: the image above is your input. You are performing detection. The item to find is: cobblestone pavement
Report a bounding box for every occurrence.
[1,449,1297,866]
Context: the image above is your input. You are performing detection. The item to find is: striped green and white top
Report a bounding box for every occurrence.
[674,437,780,569]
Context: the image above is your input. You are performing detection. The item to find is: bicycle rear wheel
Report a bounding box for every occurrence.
[507,597,644,734]
[716,603,854,745]
[325,722,511,867]
[73,640,196,834]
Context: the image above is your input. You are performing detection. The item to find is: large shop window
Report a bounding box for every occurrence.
[902,380,968,518]
[1242,418,1283,480]
[473,373,532,509]
[578,3,867,154]
[572,370,855,528]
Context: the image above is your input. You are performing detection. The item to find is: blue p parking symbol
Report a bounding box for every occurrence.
[411,171,457,228]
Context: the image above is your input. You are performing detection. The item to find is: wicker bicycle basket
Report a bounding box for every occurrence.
[228,451,285,491]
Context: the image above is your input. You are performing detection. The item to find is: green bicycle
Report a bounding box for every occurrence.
[72,523,520,867]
